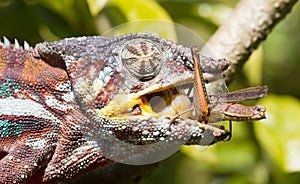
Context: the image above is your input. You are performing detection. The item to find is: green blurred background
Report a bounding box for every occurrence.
[1,0,300,183]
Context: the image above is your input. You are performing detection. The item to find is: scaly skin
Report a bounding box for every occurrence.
[0,40,114,183]
[0,34,266,183]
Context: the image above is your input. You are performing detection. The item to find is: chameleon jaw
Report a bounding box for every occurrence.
[99,74,195,120]
[98,45,267,132]
[98,76,267,123]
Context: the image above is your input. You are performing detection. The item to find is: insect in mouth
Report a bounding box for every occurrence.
[189,46,267,140]
[167,45,267,141]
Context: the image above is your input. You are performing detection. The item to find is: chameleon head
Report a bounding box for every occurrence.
[36,33,231,164]
[35,33,266,164]
[35,33,265,135]
[95,36,232,124]
[36,34,220,120]
[35,33,232,137]
[96,36,201,122]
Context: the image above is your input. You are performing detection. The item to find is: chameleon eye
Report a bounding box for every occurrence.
[120,39,163,81]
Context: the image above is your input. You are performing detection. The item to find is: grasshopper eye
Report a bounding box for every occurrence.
[120,39,163,81]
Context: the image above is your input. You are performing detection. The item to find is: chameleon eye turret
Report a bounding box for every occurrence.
[120,39,163,81]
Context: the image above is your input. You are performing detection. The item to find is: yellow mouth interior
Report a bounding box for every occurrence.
[100,87,194,120]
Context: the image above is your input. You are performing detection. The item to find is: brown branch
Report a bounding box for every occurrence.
[201,0,298,81]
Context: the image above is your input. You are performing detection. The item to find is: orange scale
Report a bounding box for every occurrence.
[100,93,109,103]
[100,88,106,93]
[107,84,116,93]
[107,77,114,84]
[178,65,185,73]
[40,88,47,93]
[77,58,85,65]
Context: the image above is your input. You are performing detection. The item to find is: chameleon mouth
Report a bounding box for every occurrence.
[145,88,193,118]
[99,79,267,127]
[133,86,194,119]
[134,86,267,122]
[99,75,196,120]
[99,45,267,123]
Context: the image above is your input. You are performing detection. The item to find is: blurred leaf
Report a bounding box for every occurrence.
[32,0,78,24]
[243,46,264,86]
[87,0,109,16]
[181,122,258,173]
[32,0,97,36]
[102,20,177,41]
[104,0,176,40]
[262,3,300,98]
[110,0,172,21]
[0,0,42,43]
[197,3,232,26]
[255,94,300,172]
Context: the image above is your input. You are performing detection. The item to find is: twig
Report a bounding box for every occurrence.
[201,0,298,82]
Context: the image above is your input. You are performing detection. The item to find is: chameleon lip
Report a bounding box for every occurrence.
[99,74,196,119]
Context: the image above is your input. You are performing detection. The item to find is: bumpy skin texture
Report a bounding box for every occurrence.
[0,33,263,183]
[0,41,114,183]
